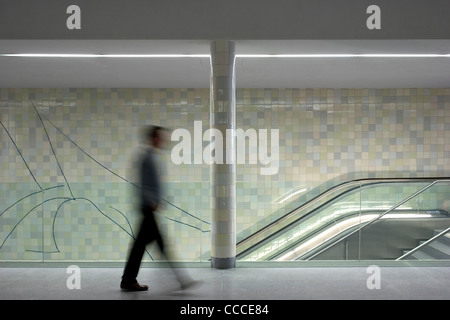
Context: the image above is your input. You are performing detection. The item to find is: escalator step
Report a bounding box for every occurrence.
[425,241,450,259]
[408,251,435,260]
[433,231,450,246]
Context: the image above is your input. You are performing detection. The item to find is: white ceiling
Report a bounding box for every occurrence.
[1,40,450,88]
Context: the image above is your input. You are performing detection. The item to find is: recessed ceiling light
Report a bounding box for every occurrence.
[236,53,450,58]
[0,53,211,58]
[1,53,449,58]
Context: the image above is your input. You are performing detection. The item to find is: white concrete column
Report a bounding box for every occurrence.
[210,40,236,269]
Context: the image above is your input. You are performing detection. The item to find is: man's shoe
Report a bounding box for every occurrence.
[120,281,149,291]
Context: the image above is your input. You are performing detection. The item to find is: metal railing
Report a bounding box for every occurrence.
[396,226,450,260]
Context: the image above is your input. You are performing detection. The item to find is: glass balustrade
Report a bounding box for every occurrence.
[238,179,450,261]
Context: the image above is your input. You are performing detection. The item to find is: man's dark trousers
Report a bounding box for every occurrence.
[122,206,165,284]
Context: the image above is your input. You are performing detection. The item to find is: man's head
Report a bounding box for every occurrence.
[145,125,169,149]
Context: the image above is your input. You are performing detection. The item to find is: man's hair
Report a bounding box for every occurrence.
[145,125,168,140]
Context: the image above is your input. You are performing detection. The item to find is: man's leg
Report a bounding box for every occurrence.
[121,215,152,290]
[150,213,197,288]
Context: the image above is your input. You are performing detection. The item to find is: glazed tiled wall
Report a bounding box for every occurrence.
[1,88,449,262]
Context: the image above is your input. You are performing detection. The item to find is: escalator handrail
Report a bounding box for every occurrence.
[272,208,439,261]
[237,177,442,255]
[306,179,450,260]
[396,225,450,260]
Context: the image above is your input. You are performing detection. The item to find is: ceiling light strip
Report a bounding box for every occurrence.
[1,53,450,58]
[236,53,450,58]
[0,53,210,58]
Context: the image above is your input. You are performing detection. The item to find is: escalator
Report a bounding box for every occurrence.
[237,177,450,261]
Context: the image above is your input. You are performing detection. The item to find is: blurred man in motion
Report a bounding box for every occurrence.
[121,126,197,291]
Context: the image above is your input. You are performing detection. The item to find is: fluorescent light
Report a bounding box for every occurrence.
[381,213,432,219]
[236,53,450,58]
[1,53,100,58]
[274,211,433,261]
[276,215,377,261]
[0,53,210,58]
[237,54,355,58]
[1,53,450,58]
[104,54,210,58]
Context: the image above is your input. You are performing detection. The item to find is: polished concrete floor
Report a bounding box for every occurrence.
[1,262,450,300]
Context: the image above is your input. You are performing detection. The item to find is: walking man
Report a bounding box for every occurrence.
[121,126,196,291]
